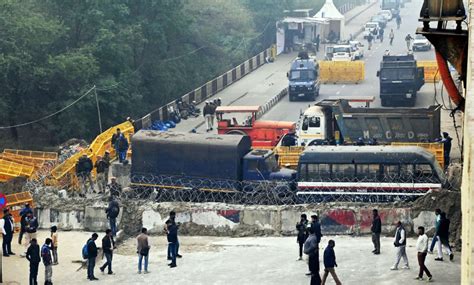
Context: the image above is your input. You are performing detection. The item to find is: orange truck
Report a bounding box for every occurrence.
[216,106,295,148]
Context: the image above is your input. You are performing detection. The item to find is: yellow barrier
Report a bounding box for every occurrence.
[274,146,305,169]
[391,142,444,168]
[0,153,45,169]
[417,60,440,83]
[4,149,57,161]
[0,159,35,182]
[319,61,365,84]
[51,121,134,182]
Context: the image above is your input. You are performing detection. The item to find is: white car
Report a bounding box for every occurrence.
[363,22,380,39]
[331,45,355,61]
[412,35,432,51]
[378,10,393,21]
[349,41,364,60]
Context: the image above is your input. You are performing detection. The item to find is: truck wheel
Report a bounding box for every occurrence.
[226,130,248,136]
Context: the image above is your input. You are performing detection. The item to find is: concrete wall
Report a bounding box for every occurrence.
[35,202,435,238]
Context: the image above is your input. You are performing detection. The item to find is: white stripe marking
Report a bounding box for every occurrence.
[296,192,426,196]
[297,182,441,189]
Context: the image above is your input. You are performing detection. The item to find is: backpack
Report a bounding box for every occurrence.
[109,205,120,218]
[82,240,91,259]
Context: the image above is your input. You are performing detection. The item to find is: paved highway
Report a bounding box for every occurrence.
[262,0,438,123]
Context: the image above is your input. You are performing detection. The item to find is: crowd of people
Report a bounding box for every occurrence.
[296,208,455,284]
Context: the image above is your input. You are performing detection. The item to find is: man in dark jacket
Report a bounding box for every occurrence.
[442,132,453,168]
[115,134,129,163]
[1,208,14,256]
[19,203,33,245]
[111,128,121,159]
[94,155,109,193]
[107,177,122,198]
[100,229,115,275]
[321,240,341,285]
[87,233,99,280]
[166,220,178,268]
[435,212,454,261]
[166,211,182,261]
[76,154,94,195]
[296,214,308,260]
[371,209,382,254]
[105,197,120,236]
[26,238,41,285]
[203,101,213,132]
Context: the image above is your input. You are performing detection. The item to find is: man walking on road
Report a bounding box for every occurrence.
[389,29,395,45]
[1,208,15,257]
[371,209,381,254]
[405,34,414,51]
[137,228,150,274]
[304,227,321,283]
[436,212,454,261]
[379,28,384,43]
[391,221,409,270]
[203,101,213,132]
[296,214,309,261]
[22,212,38,257]
[87,233,99,280]
[429,209,442,254]
[367,33,374,50]
[26,238,41,285]
[415,226,433,282]
[321,240,342,285]
[100,229,116,275]
[41,238,53,285]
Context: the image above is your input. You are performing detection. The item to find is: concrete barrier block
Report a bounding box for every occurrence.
[84,206,113,232]
[413,211,436,233]
[242,209,279,231]
[111,162,131,187]
[321,209,356,234]
[142,210,166,234]
[280,210,301,234]
[37,208,84,230]
[192,210,239,229]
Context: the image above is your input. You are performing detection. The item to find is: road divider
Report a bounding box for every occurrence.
[417,60,440,83]
[319,61,365,84]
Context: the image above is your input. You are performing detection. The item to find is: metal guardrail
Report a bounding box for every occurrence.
[135,47,273,130]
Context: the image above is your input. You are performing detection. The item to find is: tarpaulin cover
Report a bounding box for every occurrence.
[131,131,251,181]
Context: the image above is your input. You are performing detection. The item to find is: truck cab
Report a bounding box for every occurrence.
[216,106,296,149]
[242,149,296,181]
[288,58,320,101]
[332,45,355,61]
[377,55,425,107]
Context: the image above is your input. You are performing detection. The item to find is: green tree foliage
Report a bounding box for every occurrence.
[0,0,365,148]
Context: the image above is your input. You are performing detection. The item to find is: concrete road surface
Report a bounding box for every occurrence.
[3,230,461,284]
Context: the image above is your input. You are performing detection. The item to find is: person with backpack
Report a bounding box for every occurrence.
[26,238,41,285]
[296,214,309,261]
[321,240,341,285]
[137,228,150,274]
[105,197,120,236]
[100,229,116,275]
[304,227,321,283]
[84,233,99,280]
[42,238,53,285]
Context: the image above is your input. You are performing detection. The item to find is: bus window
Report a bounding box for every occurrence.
[383,165,399,181]
[400,164,414,182]
[414,164,437,182]
[333,164,355,180]
[299,164,308,180]
[307,164,330,181]
[356,164,379,181]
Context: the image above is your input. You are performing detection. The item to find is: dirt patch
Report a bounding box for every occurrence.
[412,190,461,249]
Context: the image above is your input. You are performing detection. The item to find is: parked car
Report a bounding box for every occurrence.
[349,41,364,60]
[331,45,355,61]
[363,22,380,39]
[412,35,432,51]
[378,10,393,21]
[371,15,387,29]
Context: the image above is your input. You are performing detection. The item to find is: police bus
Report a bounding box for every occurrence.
[296,145,445,202]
